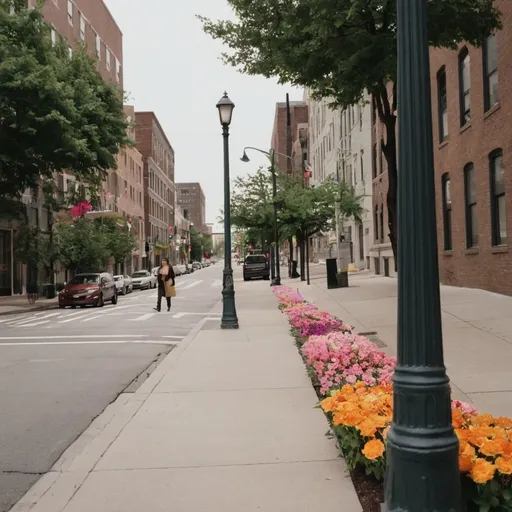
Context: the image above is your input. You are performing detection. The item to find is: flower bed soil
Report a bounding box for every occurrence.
[350,467,383,512]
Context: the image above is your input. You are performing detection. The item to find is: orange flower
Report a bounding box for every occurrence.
[456,428,470,442]
[362,439,385,460]
[459,454,474,473]
[358,418,378,438]
[495,457,512,475]
[470,458,496,484]
[452,409,464,429]
[321,397,338,414]
[494,417,512,429]
[479,438,505,457]
[474,413,494,427]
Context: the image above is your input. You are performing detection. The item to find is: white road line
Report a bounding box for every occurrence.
[211,279,222,288]
[162,335,185,339]
[0,340,175,346]
[130,313,155,321]
[0,335,149,340]
[15,320,50,327]
[180,280,202,291]
[60,304,136,323]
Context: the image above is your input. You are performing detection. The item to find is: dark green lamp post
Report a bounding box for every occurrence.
[216,92,239,330]
[384,0,461,510]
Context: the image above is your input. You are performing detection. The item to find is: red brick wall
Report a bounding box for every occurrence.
[430,0,512,295]
[36,0,122,87]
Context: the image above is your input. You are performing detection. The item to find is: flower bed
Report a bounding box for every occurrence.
[274,286,512,512]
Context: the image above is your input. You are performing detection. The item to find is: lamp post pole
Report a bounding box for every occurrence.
[384,0,461,510]
[269,149,281,286]
[217,92,239,330]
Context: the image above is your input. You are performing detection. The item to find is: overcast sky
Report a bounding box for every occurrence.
[104,0,302,231]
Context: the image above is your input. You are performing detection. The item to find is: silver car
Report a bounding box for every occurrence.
[131,270,156,290]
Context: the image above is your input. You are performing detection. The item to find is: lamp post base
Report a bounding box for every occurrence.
[221,269,239,329]
[270,277,281,287]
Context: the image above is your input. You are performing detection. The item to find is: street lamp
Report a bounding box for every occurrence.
[241,146,293,287]
[216,92,239,329]
[334,194,341,272]
[384,0,461,510]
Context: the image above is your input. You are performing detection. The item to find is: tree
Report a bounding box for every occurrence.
[0,0,130,200]
[189,226,203,261]
[97,217,137,269]
[199,0,501,265]
[55,218,110,273]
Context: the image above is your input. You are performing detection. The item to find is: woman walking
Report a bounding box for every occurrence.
[154,258,175,312]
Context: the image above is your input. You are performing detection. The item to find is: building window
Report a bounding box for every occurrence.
[442,173,452,250]
[358,222,364,261]
[458,48,471,125]
[106,49,111,71]
[379,139,384,175]
[51,28,56,46]
[68,47,73,58]
[464,163,477,248]
[67,0,73,25]
[116,58,121,83]
[483,33,499,111]
[372,143,377,179]
[379,206,384,242]
[95,33,101,59]
[489,149,506,246]
[80,14,86,40]
[360,150,364,181]
[437,66,448,141]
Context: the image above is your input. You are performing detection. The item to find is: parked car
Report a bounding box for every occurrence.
[185,264,193,274]
[191,261,202,271]
[174,265,183,277]
[131,270,156,290]
[176,264,188,276]
[123,275,133,293]
[58,272,117,308]
[114,275,128,295]
[243,254,270,281]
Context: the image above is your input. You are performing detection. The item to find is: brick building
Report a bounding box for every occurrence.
[270,100,308,175]
[175,183,206,235]
[0,0,128,295]
[135,112,176,267]
[369,89,396,278]
[430,0,512,295]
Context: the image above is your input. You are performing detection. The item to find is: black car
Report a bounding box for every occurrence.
[243,254,270,281]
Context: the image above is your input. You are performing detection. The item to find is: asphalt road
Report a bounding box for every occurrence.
[0,265,222,512]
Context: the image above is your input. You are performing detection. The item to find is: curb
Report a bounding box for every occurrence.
[0,303,59,317]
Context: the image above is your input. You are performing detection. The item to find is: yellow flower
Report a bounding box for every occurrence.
[362,439,385,461]
[470,458,496,484]
[495,457,512,475]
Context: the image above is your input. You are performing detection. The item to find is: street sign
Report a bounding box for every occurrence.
[168,226,173,234]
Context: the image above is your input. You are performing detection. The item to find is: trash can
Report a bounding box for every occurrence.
[326,258,339,289]
[291,260,300,278]
[43,283,56,299]
[336,271,349,288]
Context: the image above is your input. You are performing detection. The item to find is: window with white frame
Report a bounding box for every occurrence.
[51,28,56,46]
[116,58,121,82]
[106,49,111,71]
[67,0,73,25]
[80,14,86,40]
[95,33,101,59]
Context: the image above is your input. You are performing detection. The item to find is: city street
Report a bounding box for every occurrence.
[0,265,222,512]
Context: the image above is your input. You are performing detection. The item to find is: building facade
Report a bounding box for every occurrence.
[135,112,176,268]
[271,100,308,175]
[174,200,191,265]
[369,88,396,277]
[305,90,374,268]
[430,0,512,295]
[175,183,206,235]
[0,0,124,295]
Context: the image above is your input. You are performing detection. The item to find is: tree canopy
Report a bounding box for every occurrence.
[0,0,130,199]
[199,0,502,262]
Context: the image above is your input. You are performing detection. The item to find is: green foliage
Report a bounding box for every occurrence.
[55,218,110,273]
[96,217,137,265]
[0,0,130,199]
[199,0,502,261]
[189,226,203,261]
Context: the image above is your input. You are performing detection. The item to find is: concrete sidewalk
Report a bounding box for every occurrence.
[293,272,512,418]
[12,277,361,512]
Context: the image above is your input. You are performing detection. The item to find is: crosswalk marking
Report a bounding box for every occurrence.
[17,320,50,327]
[179,280,202,290]
[130,313,155,321]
